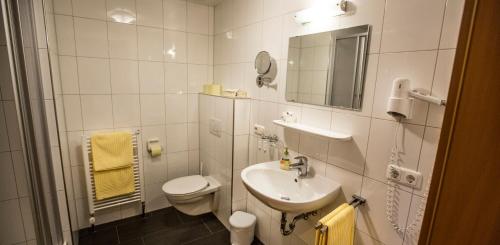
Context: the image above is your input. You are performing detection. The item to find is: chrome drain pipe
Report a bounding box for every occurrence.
[280,211,318,236]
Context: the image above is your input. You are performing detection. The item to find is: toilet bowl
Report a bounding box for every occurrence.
[162,175,220,216]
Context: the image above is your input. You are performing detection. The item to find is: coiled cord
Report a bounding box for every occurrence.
[385,120,431,236]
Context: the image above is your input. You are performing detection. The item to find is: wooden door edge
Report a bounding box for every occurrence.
[418,0,478,244]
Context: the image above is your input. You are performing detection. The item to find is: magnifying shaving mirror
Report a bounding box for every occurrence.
[255,51,277,87]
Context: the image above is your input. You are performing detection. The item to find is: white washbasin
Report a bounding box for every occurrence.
[241,161,341,213]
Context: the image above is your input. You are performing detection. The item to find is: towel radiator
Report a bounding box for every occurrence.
[82,130,145,230]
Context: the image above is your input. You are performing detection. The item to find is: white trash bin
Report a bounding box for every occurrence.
[229,211,257,245]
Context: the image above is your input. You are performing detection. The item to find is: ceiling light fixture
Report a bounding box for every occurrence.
[294,0,348,24]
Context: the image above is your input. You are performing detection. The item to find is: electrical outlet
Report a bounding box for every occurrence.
[386,164,422,188]
[386,165,402,181]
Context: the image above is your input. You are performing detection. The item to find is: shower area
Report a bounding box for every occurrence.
[1,0,69,244]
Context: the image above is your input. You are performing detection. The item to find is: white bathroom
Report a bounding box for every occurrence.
[2,0,497,245]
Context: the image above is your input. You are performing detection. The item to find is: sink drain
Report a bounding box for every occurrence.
[280,195,290,200]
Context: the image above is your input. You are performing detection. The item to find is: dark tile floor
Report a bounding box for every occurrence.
[79,207,264,245]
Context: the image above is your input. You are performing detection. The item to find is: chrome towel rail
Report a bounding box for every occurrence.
[315,195,366,233]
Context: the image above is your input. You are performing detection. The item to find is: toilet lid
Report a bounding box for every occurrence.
[162,175,208,196]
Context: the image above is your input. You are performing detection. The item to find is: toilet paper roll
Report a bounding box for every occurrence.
[149,144,162,157]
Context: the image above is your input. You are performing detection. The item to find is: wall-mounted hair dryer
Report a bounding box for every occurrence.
[386,78,446,120]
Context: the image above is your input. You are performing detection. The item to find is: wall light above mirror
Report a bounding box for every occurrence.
[294,0,348,24]
[285,25,370,111]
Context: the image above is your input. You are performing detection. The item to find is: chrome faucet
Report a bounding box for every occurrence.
[289,156,308,177]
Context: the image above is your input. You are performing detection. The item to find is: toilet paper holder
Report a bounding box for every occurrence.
[147,138,162,154]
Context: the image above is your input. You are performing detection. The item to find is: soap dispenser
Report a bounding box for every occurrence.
[280,147,290,170]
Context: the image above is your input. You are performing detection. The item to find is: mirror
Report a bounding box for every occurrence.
[285,25,370,110]
[255,51,271,74]
[255,51,277,87]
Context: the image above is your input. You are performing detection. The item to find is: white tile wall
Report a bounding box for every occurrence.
[187,2,209,34]
[74,18,109,57]
[213,0,464,244]
[137,26,164,61]
[380,0,447,53]
[81,95,114,129]
[165,94,188,124]
[164,0,187,31]
[110,59,140,94]
[112,95,141,127]
[108,22,138,59]
[72,0,107,20]
[50,0,214,229]
[137,0,163,28]
[0,199,26,244]
[139,61,164,93]
[54,15,76,55]
[77,57,111,94]
[59,56,79,94]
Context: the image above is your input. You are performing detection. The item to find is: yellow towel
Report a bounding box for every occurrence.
[91,132,133,171]
[91,132,135,200]
[94,166,135,200]
[315,204,349,245]
[325,205,355,245]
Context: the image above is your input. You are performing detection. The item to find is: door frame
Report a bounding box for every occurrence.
[419,0,500,243]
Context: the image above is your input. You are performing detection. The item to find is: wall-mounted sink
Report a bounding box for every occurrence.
[241,161,341,213]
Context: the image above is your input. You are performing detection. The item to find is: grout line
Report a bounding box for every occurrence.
[55,13,212,35]
[58,53,210,65]
[212,47,454,67]
[364,175,413,194]
[70,13,85,138]
[182,229,221,245]
[115,226,121,244]
[103,11,116,131]
[202,219,213,234]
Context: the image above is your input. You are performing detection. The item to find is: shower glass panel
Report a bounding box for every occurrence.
[1,0,65,244]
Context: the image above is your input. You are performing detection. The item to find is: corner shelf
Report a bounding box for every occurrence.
[273,120,352,141]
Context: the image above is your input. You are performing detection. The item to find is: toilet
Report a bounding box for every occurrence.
[162,175,220,216]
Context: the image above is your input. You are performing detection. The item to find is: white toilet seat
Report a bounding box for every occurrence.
[162,175,208,196]
[162,175,221,216]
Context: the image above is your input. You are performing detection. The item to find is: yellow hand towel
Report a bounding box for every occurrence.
[91,131,135,200]
[91,132,133,171]
[94,166,135,200]
[325,205,355,245]
[315,204,349,245]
